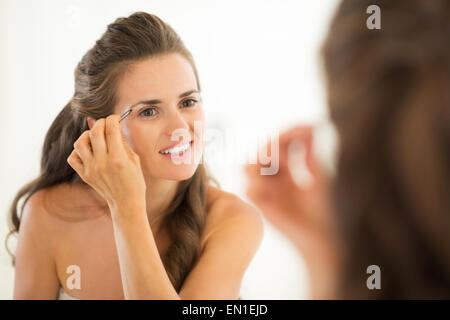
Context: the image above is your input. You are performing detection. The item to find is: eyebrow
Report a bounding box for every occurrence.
[128,89,200,110]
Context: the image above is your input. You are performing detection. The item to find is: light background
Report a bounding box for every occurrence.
[0,0,339,299]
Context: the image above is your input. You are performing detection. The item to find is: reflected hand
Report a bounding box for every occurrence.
[244,125,335,254]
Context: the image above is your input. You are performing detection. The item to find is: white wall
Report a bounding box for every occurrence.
[0,0,339,299]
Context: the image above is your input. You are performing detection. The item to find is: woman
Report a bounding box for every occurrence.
[246,0,450,299]
[7,11,263,300]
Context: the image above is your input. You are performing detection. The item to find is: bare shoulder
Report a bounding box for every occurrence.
[206,185,263,223]
[15,184,114,299]
[18,183,108,248]
[18,184,81,243]
[178,186,264,299]
[202,185,264,248]
[20,188,61,237]
[13,188,62,298]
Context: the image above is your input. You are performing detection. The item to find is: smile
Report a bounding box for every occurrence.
[159,140,192,155]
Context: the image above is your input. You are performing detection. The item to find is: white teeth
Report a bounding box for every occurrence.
[160,141,191,155]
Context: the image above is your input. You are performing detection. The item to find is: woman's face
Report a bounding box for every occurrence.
[114,53,204,181]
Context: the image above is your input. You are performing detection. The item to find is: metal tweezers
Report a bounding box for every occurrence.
[119,100,144,122]
[119,108,133,123]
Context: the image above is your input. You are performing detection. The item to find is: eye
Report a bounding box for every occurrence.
[139,107,158,118]
[180,99,197,108]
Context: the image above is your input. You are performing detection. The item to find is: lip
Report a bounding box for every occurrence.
[159,140,193,153]
[159,140,193,161]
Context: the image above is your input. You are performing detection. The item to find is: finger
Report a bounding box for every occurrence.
[245,163,278,198]
[279,128,314,175]
[279,126,313,150]
[246,152,302,202]
[253,137,290,179]
[89,118,108,157]
[247,165,290,198]
[105,114,125,157]
[73,130,93,163]
[67,149,84,175]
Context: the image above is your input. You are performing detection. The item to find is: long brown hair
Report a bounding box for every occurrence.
[6,11,217,293]
[322,0,450,298]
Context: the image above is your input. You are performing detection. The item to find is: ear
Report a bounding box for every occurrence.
[87,117,96,130]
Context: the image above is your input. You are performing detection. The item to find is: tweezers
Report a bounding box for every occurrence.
[119,100,145,122]
[119,109,133,122]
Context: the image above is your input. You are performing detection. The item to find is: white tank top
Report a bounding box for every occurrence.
[57,287,79,300]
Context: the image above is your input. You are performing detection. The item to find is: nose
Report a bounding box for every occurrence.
[164,109,191,139]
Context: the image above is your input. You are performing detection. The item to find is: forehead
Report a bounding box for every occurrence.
[115,53,198,113]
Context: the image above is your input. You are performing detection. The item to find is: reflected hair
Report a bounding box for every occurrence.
[322,0,450,298]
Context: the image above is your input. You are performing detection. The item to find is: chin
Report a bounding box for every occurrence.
[147,162,199,181]
[163,165,199,181]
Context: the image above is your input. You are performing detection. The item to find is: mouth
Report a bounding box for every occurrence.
[159,140,193,156]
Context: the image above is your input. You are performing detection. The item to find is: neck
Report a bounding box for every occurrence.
[143,177,179,233]
[77,178,179,233]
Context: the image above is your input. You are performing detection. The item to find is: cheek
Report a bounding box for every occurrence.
[121,123,159,157]
[196,106,205,122]
[190,107,205,139]
[120,124,136,149]
[190,109,205,160]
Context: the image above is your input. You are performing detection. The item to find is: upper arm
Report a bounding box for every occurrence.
[179,196,264,299]
[13,191,60,299]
